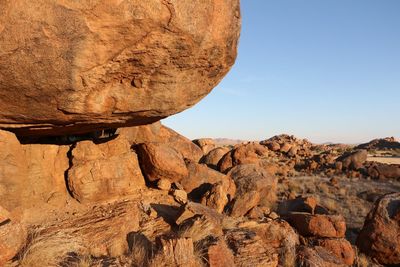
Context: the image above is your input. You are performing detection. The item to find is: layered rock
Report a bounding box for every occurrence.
[0,0,241,136]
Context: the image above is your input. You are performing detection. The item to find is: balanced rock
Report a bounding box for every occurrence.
[0,0,241,136]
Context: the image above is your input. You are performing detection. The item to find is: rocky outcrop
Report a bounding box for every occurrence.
[0,0,241,137]
[357,193,400,265]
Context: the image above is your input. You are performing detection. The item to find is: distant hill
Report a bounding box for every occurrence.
[355,137,400,150]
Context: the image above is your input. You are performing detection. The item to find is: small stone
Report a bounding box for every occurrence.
[173,190,188,205]
[157,179,171,191]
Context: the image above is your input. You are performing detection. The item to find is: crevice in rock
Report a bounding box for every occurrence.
[64,143,77,199]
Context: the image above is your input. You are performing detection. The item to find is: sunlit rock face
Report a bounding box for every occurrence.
[0,0,241,136]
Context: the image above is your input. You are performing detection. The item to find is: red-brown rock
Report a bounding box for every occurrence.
[0,0,241,137]
[136,143,188,183]
[356,193,400,265]
[0,207,27,265]
[286,213,346,238]
[227,164,277,217]
[314,238,355,266]
[181,161,236,202]
[201,147,231,170]
[218,142,269,173]
[68,137,145,202]
[120,122,203,162]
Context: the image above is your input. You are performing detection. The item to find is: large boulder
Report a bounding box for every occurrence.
[67,136,145,203]
[0,0,241,137]
[336,149,367,171]
[227,164,277,217]
[136,143,188,183]
[356,193,400,265]
[201,146,231,170]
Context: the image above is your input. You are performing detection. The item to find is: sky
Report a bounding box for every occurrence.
[164,0,400,144]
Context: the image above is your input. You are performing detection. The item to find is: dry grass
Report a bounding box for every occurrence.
[14,227,87,267]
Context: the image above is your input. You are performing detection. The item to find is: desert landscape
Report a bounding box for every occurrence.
[1,1,399,267]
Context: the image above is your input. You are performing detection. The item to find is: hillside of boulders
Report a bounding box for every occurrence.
[1,1,400,267]
[1,125,400,266]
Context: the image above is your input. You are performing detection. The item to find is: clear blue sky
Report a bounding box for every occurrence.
[164,0,400,144]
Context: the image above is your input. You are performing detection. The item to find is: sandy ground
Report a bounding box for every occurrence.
[367,156,400,164]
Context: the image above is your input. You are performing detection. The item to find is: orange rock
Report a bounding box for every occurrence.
[0,207,27,265]
[286,213,346,238]
[136,143,188,183]
[315,238,355,266]
[207,239,235,267]
[120,122,204,162]
[357,193,400,265]
[68,136,145,203]
[181,161,236,202]
[201,147,231,170]
[218,142,269,173]
[0,0,241,137]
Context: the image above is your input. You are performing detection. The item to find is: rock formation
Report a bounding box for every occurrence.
[0,0,241,136]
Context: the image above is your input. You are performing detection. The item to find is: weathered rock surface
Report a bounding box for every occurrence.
[0,130,70,210]
[227,164,277,217]
[357,193,400,265]
[225,221,299,267]
[297,246,347,267]
[68,137,145,202]
[181,160,236,202]
[120,122,203,162]
[136,142,188,183]
[286,213,346,238]
[0,207,27,265]
[313,238,355,266]
[0,0,241,137]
